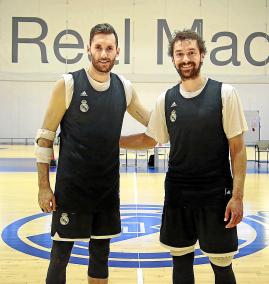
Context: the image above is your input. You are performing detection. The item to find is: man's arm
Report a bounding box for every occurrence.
[127,87,151,127]
[225,133,247,228]
[37,78,66,213]
[120,133,157,150]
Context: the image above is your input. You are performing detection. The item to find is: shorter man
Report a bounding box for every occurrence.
[120,30,248,284]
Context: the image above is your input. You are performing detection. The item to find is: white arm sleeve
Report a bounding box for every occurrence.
[145,92,169,144]
[222,84,249,139]
[62,73,74,109]
[117,74,132,106]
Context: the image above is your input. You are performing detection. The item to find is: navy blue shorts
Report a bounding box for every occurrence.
[51,209,121,240]
[160,203,238,254]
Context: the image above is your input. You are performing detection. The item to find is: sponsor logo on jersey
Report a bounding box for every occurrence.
[80,91,88,97]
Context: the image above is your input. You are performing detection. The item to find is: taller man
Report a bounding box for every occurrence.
[35,23,150,284]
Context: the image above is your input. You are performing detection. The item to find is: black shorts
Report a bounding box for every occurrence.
[160,204,238,255]
[51,209,121,240]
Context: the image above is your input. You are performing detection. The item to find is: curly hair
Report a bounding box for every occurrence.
[168,29,207,57]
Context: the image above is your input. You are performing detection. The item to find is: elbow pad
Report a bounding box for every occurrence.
[35,128,56,143]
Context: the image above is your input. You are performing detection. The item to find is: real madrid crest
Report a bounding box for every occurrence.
[80,100,89,112]
[60,213,69,225]
[170,110,177,122]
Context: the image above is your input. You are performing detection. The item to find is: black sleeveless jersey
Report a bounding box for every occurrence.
[54,69,126,213]
[164,79,233,207]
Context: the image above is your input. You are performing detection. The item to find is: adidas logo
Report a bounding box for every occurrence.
[171,102,177,107]
[80,91,88,97]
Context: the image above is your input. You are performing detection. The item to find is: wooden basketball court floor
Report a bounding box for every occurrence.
[0,145,269,284]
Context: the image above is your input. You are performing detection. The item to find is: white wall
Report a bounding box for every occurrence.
[0,79,268,140]
[0,81,54,138]
[0,0,268,140]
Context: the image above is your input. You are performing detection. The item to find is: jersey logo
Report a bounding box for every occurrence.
[170,110,177,122]
[60,213,69,225]
[80,91,88,97]
[80,100,89,112]
[2,205,269,268]
[171,102,177,107]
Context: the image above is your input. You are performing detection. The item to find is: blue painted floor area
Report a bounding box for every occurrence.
[0,158,268,173]
[246,161,269,174]
[0,158,57,173]
[2,209,269,267]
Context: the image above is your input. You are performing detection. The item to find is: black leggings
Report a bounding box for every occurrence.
[46,239,110,284]
[88,238,110,278]
[211,262,236,284]
[172,253,236,284]
[172,252,195,284]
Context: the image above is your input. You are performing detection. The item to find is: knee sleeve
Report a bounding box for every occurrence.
[170,245,195,257]
[46,241,74,284]
[209,256,233,267]
[210,262,236,284]
[172,252,195,284]
[88,238,110,279]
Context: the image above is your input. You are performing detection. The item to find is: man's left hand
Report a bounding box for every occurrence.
[224,197,243,228]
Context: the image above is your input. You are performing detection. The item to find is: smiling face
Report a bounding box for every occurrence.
[172,39,204,81]
[87,33,119,74]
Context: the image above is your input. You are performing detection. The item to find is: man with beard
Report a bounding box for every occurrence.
[120,30,248,284]
[34,23,150,284]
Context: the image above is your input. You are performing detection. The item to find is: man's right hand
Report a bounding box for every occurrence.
[38,187,56,213]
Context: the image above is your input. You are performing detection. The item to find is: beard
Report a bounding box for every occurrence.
[175,61,203,81]
[91,56,116,73]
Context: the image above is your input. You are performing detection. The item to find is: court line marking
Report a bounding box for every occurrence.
[133,172,144,284]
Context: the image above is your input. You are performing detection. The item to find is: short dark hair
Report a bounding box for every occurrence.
[89,23,118,47]
[168,29,207,57]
